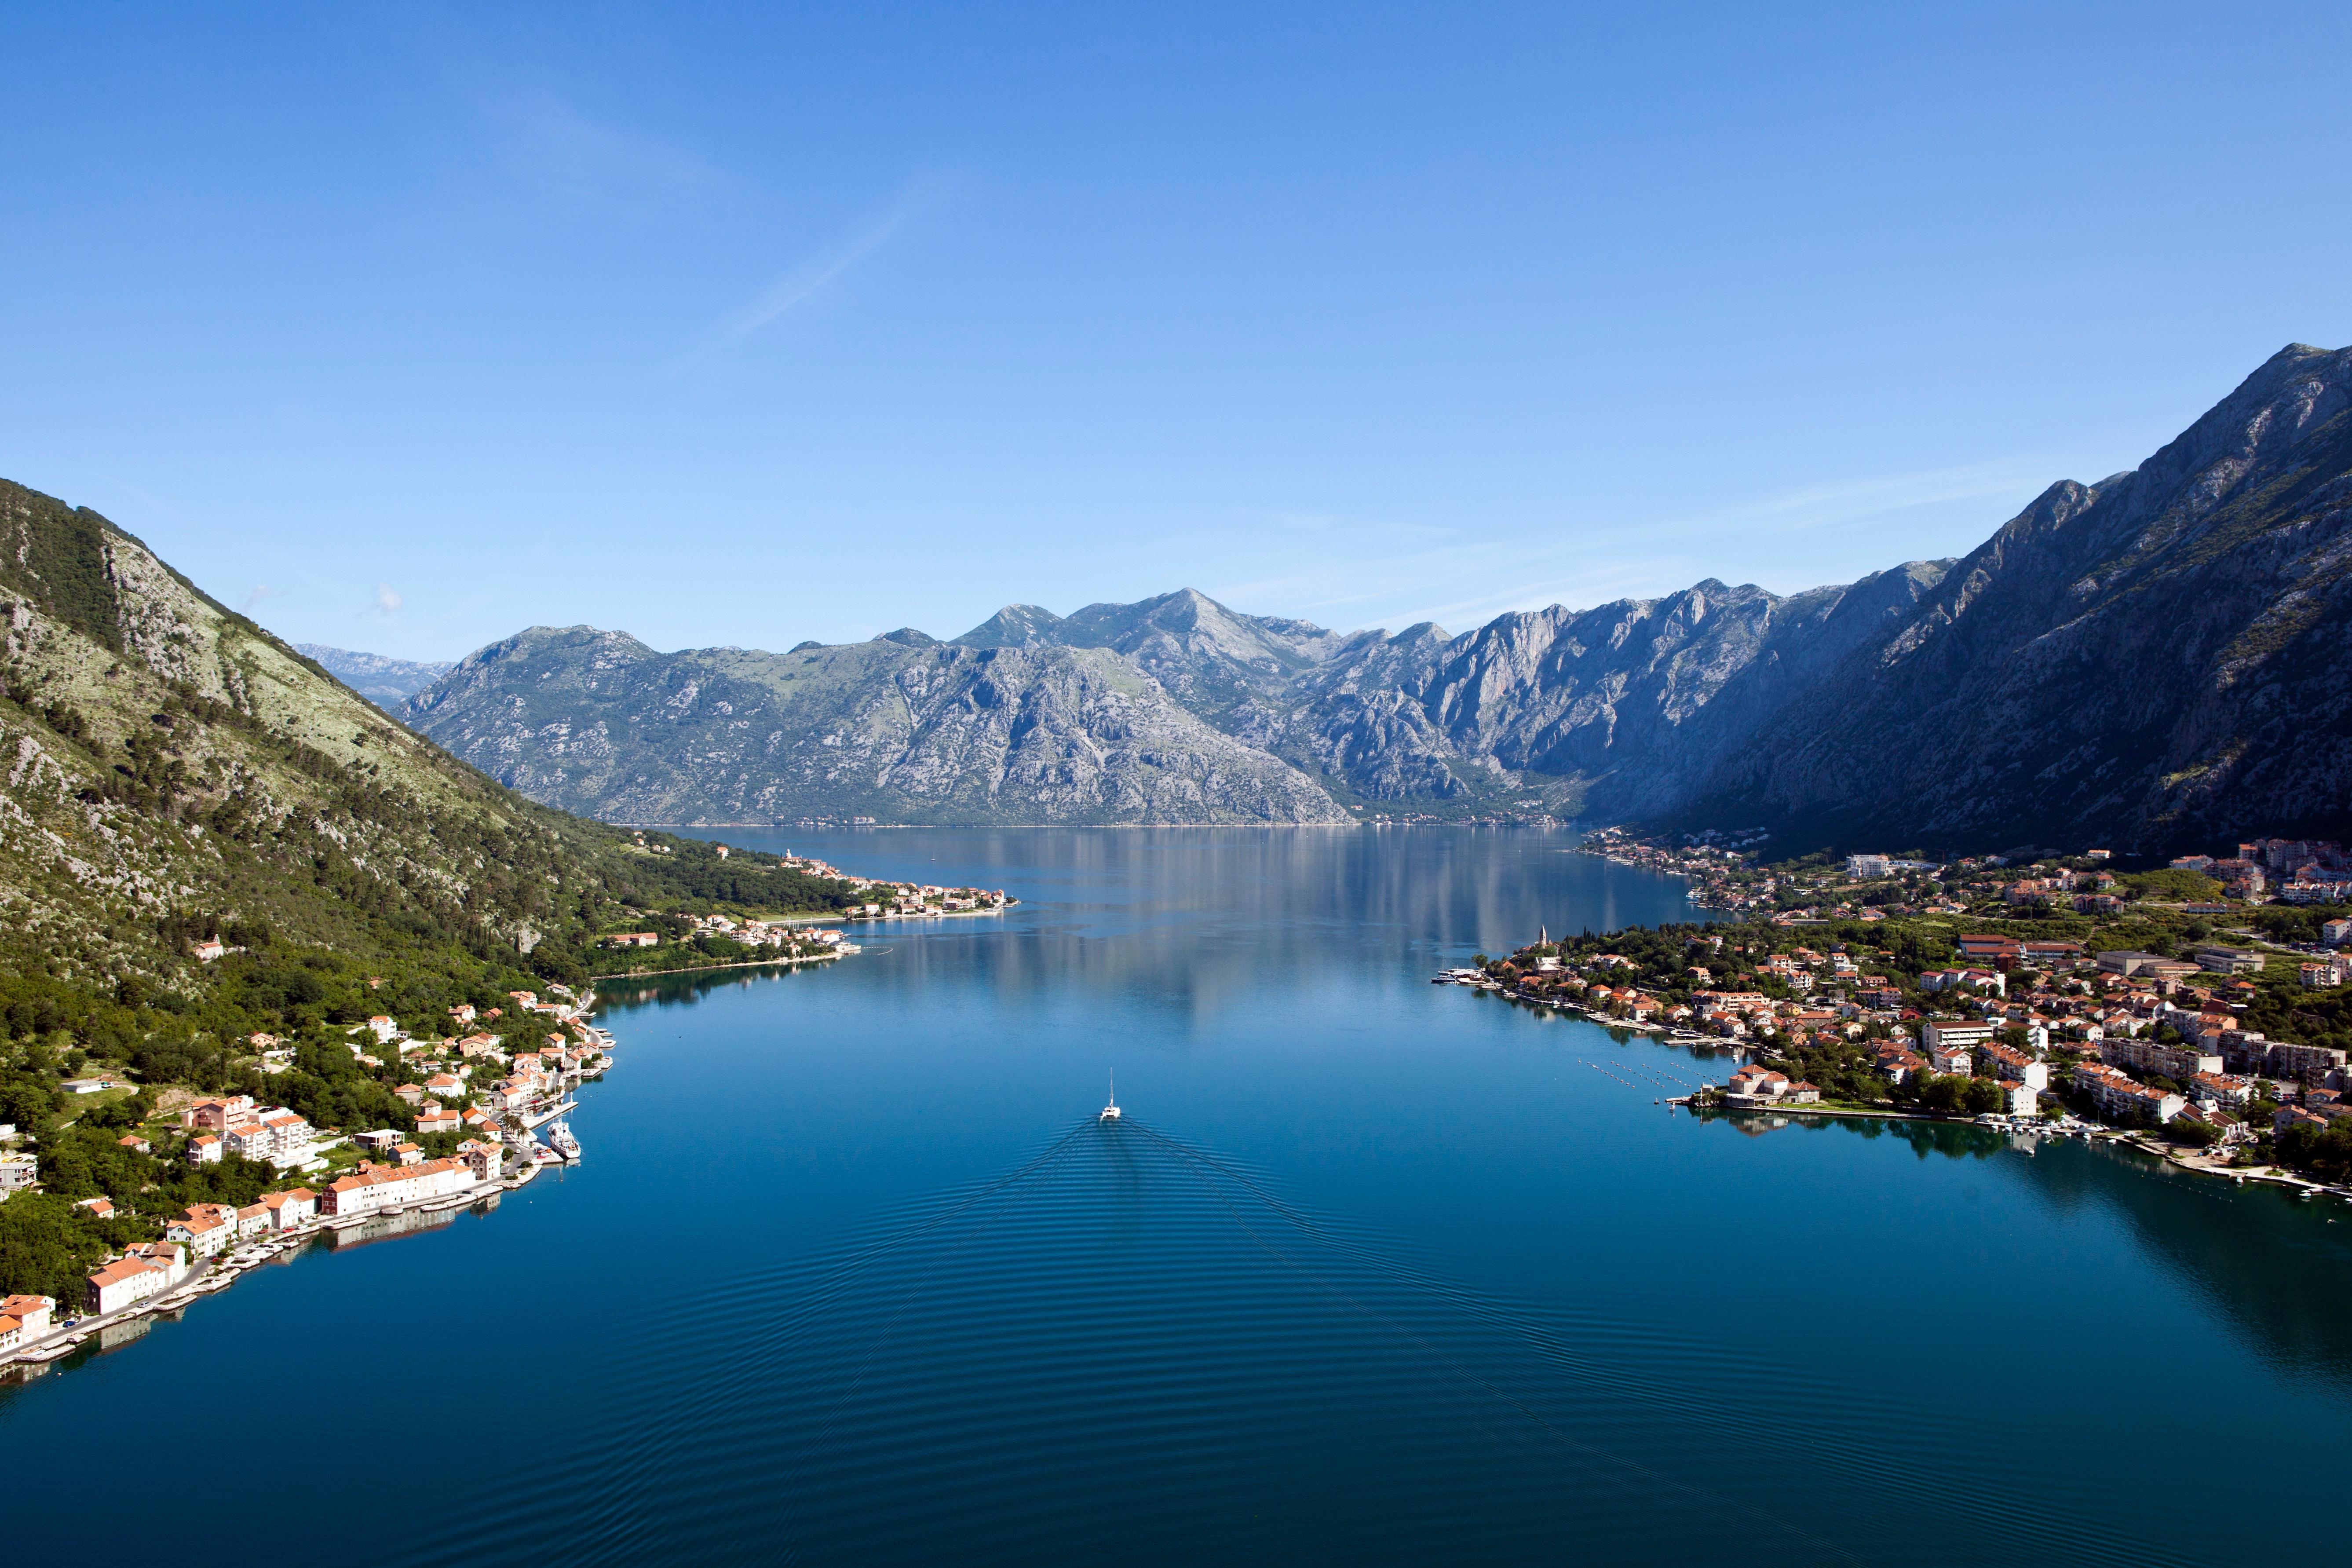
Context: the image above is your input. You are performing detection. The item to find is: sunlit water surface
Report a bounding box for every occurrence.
[5,826,2349,1564]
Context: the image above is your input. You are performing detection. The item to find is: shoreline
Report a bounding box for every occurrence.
[1,1000,617,1383]
[599,951,849,980]
[1466,987,2352,1205]
[0,1151,564,1380]
[595,907,1013,981]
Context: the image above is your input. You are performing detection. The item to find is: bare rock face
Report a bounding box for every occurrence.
[403,629,1349,825]
[397,343,2352,848]
[1679,342,2352,853]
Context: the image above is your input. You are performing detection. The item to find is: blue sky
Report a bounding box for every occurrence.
[5,3,2349,661]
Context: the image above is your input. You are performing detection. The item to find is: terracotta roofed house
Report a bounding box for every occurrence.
[0,1293,55,1344]
[259,1188,318,1229]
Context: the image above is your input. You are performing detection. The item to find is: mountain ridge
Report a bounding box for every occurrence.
[294,644,456,708]
[390,342,2352,852]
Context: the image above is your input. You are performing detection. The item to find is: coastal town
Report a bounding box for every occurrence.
[0,985,619,1372]
[0,829,1021,1379]
[1458,834,2352,1193]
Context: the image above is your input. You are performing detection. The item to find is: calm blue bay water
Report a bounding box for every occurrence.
[6,826,2350,1564]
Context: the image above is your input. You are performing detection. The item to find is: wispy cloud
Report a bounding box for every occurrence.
[484,88,732,205]
[1627,457,2058,548]
[663,182,942,381]
[1207,456,2057,638]
[372,584,404,615]
[240,585,275,613]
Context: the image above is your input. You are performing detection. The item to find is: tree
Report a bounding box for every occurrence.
[0,1192,110,1303]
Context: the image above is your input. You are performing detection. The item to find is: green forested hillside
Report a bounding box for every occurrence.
[0,479,859,1302]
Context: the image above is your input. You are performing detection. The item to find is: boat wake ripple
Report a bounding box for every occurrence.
[399,1118,2195,1567]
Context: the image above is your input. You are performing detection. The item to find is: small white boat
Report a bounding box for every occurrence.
[1100,1074,1120,1122]
[546,1118,582,1162]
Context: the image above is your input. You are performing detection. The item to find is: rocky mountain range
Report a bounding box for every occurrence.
[293,644,455,708]
[392,342,2352,853]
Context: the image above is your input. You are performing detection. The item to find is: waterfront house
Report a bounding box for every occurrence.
[260,1188,318,1229]
[86,1256,167,1314]
[85,1243,186,1314]
[1724,1066,1794,1105]
[321,1156,481,1217]
[166,1204,237,1258]
[0,1294,54,1344]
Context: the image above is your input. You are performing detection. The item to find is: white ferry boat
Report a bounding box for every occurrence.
[546,1118,581,1161]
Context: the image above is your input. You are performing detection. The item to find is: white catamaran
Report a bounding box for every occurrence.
[1100,1075,1120,1122]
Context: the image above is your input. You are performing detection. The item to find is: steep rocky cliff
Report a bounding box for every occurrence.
[395,342,2352,849]
[1673,342,2352,853]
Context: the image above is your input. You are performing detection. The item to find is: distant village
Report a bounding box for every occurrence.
[1578,826,2352,920]
[1466,832,2352,1191]
[596,838,1011,958]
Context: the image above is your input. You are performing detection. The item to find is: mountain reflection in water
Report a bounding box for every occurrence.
[4,826,2345,1567]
